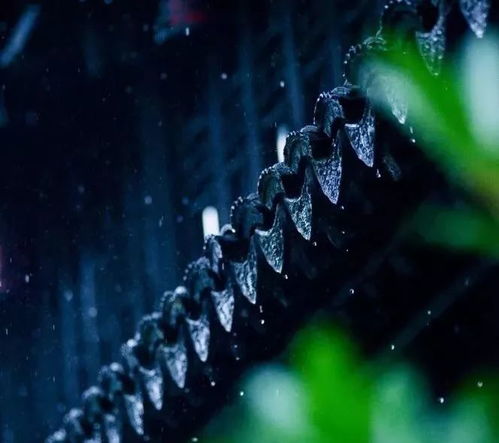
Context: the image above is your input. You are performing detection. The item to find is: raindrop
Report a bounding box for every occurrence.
[279,80,285,88]
[185,27,190,36]
[349,288,355,295]
[390,344,395,351]
[239,390,245,397]
[186,314,210,362]
[477,380,484,388]
[221,72,228,80]
[438,397,445,404]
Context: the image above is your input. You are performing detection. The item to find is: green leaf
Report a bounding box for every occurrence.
[412,204,499,258]
[291,324,372,443]
[369,37,499,218]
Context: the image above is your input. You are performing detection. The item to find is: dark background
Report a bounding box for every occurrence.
[0,0,383,440]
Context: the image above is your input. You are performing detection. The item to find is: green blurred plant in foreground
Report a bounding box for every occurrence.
[202,324,499,443]
[372,32,499,258]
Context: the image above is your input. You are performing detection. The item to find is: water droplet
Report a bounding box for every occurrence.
[349,288,355,295]
[477,380,484,388]
[211,287,235,332]
[390,344,395,351]
[239,390,245,396]
[438,397,445,404]
[185,27,190,36]
[210,380,216,387]
[279,80,285,88]
[221,72,228,80]
[186,314,210,362]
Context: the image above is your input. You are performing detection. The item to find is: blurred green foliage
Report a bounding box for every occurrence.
[372,32,499,257]
[291,325,371,442]
[202,325,499,442]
